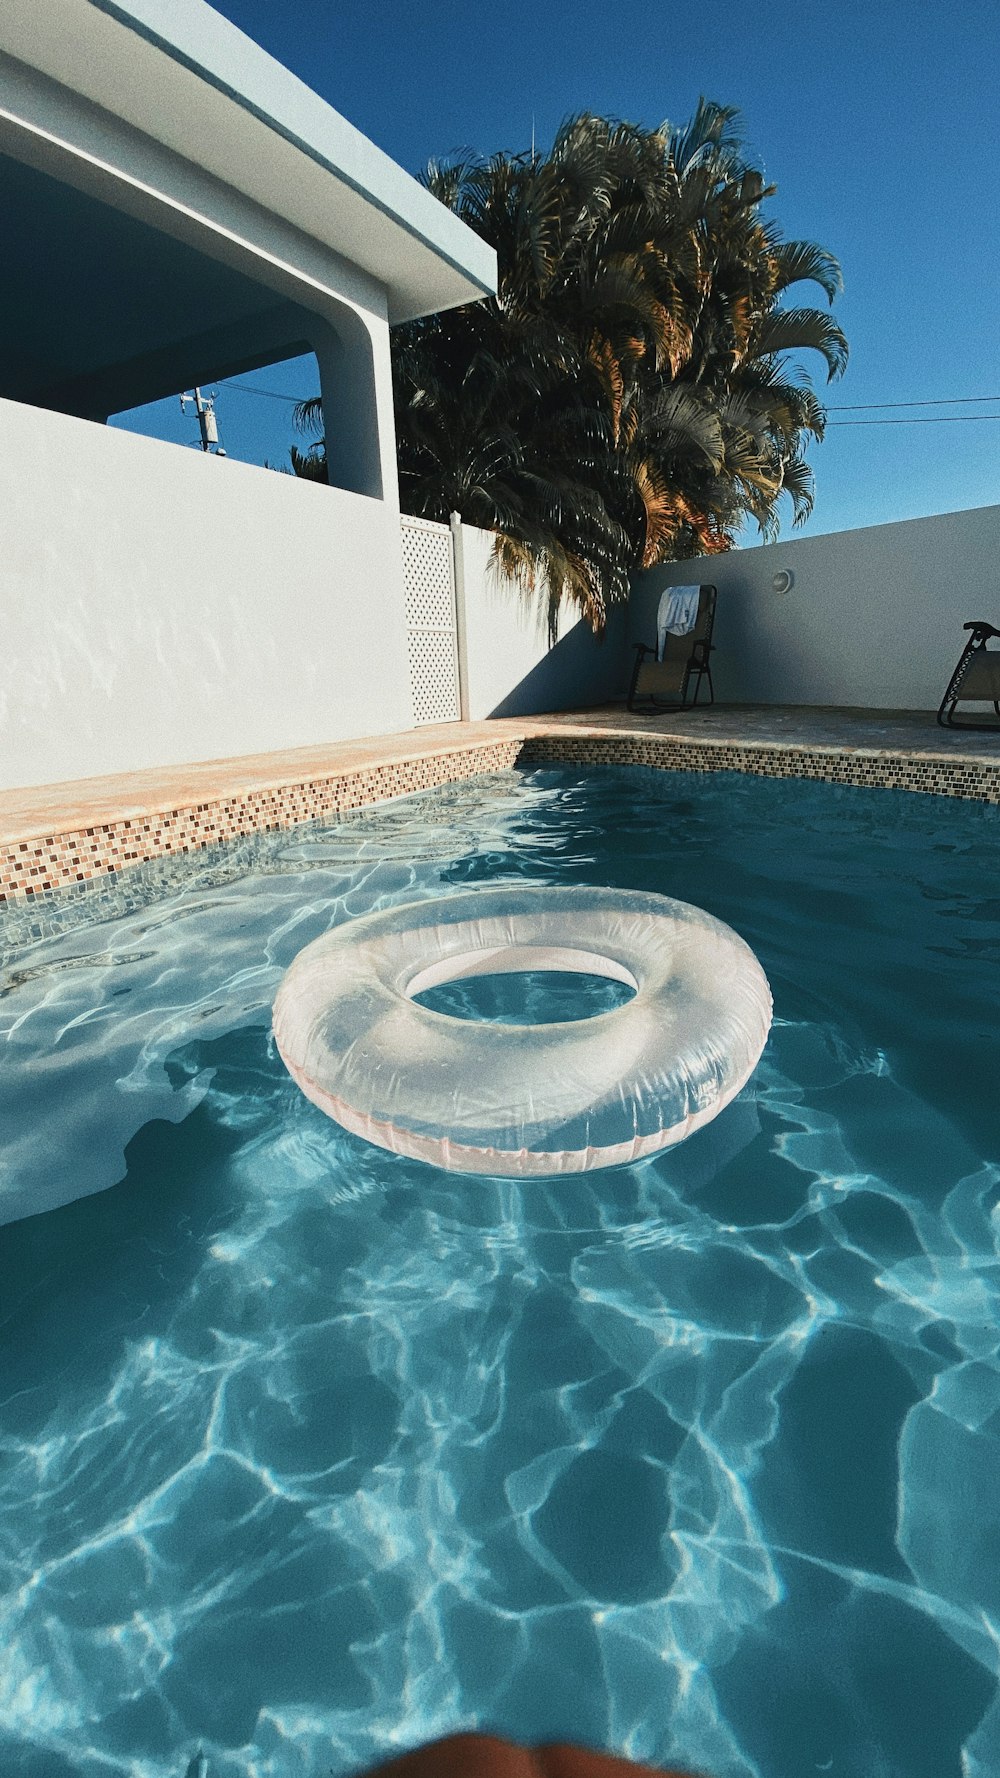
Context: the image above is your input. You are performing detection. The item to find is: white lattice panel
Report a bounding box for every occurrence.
[407,630,461,725]
[401,518,456,629]
[401,516,460,723]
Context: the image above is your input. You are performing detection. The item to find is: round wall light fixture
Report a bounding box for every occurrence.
[772,569,794,594]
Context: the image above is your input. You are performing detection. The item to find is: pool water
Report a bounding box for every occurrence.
[2,766,1000,1778]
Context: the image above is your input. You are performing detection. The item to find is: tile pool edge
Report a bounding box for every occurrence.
[4,723,999,906]
[0,740,524,905]
[518,730,1000,798]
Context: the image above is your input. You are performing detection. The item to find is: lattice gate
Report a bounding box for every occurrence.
[400,514,461,724]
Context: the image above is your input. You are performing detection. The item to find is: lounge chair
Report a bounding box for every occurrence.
[937,621,1000,729]
[627,584,717,713]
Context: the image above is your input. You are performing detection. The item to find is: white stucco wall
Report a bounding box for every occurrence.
[629,505,1000,709]
[0,399,413,790]
[456,523,627,719]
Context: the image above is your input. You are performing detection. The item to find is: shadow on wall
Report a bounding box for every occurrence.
[487,608,630,718]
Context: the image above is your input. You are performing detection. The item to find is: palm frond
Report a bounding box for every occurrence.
[294,395,323,435]
[771,240,844,304]
[749,307,849,380]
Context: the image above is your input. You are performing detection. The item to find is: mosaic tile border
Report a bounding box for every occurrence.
[521,733,1000,803]
[4,727,999,908]
[0,741,522,906]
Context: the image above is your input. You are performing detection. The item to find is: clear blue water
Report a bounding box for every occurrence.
[2,766,1000,1778]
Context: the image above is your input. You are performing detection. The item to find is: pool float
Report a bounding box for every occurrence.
[273,886,771,1176]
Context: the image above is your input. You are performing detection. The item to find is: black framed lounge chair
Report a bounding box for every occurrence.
[628,584,717,713]
[937,621,1000,729]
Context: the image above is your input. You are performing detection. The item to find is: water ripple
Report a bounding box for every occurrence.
[2,768,1000,1777]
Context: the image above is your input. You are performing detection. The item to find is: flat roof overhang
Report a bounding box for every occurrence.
[0,0,498,325]
[0,148,326,418]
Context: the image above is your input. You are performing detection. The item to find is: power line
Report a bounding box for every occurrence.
[215,369,1000,414]
[827,395,1000,411]
[827,414,1000,426]
[216,378,312,404]
[215,376,1000,426]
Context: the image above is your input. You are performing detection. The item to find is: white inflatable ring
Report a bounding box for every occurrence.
[273,886,772,1177]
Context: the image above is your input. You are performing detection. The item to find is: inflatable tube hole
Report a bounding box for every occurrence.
[407,943,638,1028]
[404,944,638,997]
[412,969,637,1027]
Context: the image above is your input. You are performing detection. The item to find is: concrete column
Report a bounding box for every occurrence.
[309,308,393,504]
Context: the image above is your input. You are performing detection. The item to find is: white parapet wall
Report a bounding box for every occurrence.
[629,504,1000,710]
[456,522,627,719]
[0,398,414,790]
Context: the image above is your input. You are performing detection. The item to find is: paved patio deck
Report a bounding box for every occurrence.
[543,703,1000,757]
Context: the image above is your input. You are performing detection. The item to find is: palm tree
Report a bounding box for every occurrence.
[297,104,847,636]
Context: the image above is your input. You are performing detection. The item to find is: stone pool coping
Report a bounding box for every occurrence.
[3,704,1000,905]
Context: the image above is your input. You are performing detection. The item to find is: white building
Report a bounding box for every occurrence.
[0,0,497,788]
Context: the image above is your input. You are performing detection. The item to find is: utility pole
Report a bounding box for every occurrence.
[180,387,226,456]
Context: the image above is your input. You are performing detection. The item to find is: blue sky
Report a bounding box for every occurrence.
[118,0,1000,541]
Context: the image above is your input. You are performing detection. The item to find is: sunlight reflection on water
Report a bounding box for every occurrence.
[1,767,999,1778]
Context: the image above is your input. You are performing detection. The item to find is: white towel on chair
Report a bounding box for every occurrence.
[656,585,701,658]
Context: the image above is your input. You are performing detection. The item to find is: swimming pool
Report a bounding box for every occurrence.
[2,765,999,1778]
